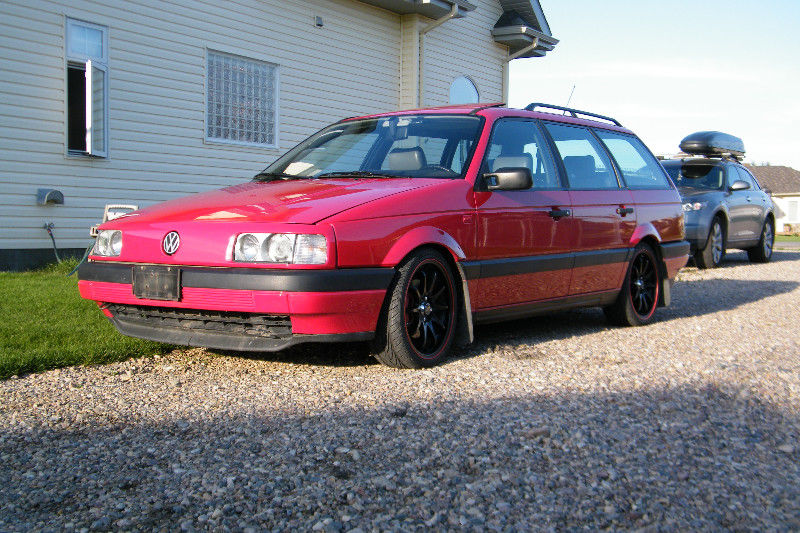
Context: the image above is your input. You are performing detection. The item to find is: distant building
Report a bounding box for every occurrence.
[747,164,800,233]
[0,0,558,270]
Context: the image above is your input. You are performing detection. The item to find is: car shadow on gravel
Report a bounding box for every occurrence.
[460,274,798,363]
[217,252,800,368]
[212,341,377,368]
[694,249,800,268]
[1,385,798,530]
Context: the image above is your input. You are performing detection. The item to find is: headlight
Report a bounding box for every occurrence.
[234,233,327,264]
[93,230,123,256]
[236,233,260,262]
[682,201,708,212]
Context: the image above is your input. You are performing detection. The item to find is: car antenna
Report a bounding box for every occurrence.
[564,84,576,110]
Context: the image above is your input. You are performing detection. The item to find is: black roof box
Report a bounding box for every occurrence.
[679,131,745,159]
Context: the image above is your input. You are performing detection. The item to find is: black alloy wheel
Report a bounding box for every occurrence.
[628,250,659,319]
[404,262,452,356]
[604,243,661,327]
[372,249,458,368]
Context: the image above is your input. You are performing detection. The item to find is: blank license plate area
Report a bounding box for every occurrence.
[132,265,181,301]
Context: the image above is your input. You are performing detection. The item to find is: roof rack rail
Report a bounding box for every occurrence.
[524,103,622,127]
[470,103,505,114]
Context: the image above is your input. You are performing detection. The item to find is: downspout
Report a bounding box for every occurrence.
[502,37,539,102]
[418,2,459,107]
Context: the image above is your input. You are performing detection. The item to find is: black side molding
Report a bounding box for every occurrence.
[461,248,631,280]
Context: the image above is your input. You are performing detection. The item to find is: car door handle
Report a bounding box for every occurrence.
[746,196,752,202]
[616,206,634,216]
[548,208,571,219]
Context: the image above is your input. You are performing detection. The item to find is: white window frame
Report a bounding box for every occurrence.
[65,17,109,158]
[204,49,280,149]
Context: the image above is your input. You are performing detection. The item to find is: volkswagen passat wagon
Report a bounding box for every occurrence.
[79,103,689,368]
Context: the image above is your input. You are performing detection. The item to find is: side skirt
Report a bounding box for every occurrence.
[473,290,619,325]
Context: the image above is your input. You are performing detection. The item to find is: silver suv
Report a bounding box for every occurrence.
[661,131,775,268]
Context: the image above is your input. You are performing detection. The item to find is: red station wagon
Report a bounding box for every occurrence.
[78,103,689,368]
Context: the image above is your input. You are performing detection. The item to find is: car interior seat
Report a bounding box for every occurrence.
[386,147,427,171]
[491,154,533,173]
[563,155,596,188]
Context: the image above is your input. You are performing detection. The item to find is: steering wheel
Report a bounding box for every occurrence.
[422,165,458,175]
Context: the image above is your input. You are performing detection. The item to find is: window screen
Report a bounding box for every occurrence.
[66,19,108,157]
[207,51,277,146]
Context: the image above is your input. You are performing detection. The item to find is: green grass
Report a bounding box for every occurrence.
[775,235,800,242]
[0,259,173,379]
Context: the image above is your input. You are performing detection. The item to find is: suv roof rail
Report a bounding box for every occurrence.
[524,103,622,127]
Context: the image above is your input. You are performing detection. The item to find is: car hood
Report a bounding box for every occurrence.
[677,188,721,201]
[111,178,434,227]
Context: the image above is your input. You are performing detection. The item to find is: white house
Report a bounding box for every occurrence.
[0,0,557,270]
[747,165,800,233]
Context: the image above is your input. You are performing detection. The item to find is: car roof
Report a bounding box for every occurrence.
[342,103,635,135]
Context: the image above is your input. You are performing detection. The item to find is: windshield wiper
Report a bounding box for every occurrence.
[253,171,310,182]
[314,171,402,179]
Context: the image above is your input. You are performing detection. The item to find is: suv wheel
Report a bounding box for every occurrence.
[695,217,725,269]
[372,249,458,368]
[747,218,774,263]
[604,243,661,327]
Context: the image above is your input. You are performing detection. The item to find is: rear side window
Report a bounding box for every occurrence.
[543,123,618,189]
[484,119,560,189]
[595,130,671,189]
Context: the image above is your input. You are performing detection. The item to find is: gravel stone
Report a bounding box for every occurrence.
[1,251,799,531]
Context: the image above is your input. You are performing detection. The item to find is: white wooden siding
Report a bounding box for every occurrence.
[0,0,401,249]
[0,0,510,251]
[421,0,507,106]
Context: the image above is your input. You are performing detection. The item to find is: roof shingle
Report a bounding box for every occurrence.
[745,165,800,195]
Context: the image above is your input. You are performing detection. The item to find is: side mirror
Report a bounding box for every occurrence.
[482,168,533,191]
[730,180,750,191]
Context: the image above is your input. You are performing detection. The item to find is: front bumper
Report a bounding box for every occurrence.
[78,261,394,351]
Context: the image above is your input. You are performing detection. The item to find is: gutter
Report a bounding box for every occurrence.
[506,36,539,62]
[418,2,459,107]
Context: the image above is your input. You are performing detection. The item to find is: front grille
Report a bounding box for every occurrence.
[106,304,292,338]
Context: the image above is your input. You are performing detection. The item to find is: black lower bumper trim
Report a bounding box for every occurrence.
[111,317,373,352]
[661,240,690,259]
[79,261,395,292]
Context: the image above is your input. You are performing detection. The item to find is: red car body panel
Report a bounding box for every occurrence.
[78,104,689,352]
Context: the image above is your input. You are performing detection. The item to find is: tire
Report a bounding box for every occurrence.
[372,249,458,368]
[695,217,725,269]
[747,218,774,263]
[604,243,661,327]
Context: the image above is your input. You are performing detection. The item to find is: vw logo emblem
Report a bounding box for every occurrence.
[162,231,180,255]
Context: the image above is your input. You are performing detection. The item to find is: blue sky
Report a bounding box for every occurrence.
[508,1,800,168]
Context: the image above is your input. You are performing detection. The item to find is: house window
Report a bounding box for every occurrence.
[449,76,479,105]
[66,18,108,157]
[206,51,278,147]
[789,200,799,222]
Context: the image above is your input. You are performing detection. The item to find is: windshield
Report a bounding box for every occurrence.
[258,114,483,180]
[662,161,725,190]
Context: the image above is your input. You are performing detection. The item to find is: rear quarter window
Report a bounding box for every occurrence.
[595,130,671,189]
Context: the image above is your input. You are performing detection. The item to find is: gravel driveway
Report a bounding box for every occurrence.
[2,251,799,532]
